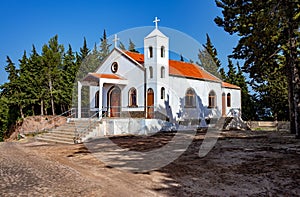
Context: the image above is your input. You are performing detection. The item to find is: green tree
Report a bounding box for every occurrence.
[222,58,256,120]
[61,44,77,112]
[0,96,9,141]
[215,0,300,137]
[41,35,64,115]
[128,39,139,53]
[99,30,111,61]
[198,34,221,78]
[28,45,45,115]
[219,67,227,81]
[2,56,25,118]
[226,58,236,84]
[0,57,22,137]
[119,41,126,50]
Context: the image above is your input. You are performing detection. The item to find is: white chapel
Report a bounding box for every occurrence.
[77,18,241,132]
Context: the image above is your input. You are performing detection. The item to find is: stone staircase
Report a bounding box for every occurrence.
[35,120,99,144]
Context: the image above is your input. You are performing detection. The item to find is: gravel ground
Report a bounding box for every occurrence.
[0,130,299,196]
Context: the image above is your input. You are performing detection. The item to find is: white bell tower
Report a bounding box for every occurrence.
[144,17,169,112]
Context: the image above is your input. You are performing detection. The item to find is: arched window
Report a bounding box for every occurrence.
[95,91,99,108]
[128,88,137,107]
[185,88,196,107]
[148,46,153,58]
[149,66,153,79]
[227,93,231,107]
[161,66,165,78]
[161,46,165,58]
[161,87,165,99]
[208,91,216,108]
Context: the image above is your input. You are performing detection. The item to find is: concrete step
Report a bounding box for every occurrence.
[35,136,74,145]
[36,133,74,143]
[36,119,100,144]
[42,132,74,138]
[50,130,75,135]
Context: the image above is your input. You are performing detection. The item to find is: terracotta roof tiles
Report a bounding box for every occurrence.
[124,51,240,89]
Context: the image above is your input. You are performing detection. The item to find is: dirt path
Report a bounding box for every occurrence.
[0,130,299,196]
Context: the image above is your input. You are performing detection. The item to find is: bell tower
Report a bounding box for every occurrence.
[144,17,169,113]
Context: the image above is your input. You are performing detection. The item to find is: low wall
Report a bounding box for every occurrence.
[102,118,165,136]
[248,121,290,131]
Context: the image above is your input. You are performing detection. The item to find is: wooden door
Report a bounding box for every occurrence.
[222,93,226,116]
[109,87,121,117]
[147,88,154,118]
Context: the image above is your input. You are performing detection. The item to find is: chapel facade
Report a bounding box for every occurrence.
[77,19,241,126]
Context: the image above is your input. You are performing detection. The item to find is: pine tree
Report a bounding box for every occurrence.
[0,96,9,141]
[2,56,26,118]
[99,30,111,61]
[119,41,126,50]
[28,45,45,115]
[61,44,77,112]
[215,0,300,137]
[41,35,64,115]
[219,67,227,81]
[226,58,236,84]
[180,54,184,62]
[222,59,255,120]
[78,37,90,62]
[1,57,22,128]
[128,39,139,53]
[198,34,221,78]
[203,34,221,68]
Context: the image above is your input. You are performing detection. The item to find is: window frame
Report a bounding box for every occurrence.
[161,66,165,78]
[227,93,231,107]
[149,66,153,79]
[161,46,165,58]
[148,46,153,58]
[208,90,216,108]
[161,87,165,100]
[185,88,196,108]
[95,91,99,108]
[128,88,137,107]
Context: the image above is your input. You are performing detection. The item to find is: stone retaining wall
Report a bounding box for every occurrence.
[248,121,290,131]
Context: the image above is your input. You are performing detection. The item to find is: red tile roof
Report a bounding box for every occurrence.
[125,51,219,82]
[90,73,125,80]
[168,60,220,82]
[124,51,240,88]
[221,82,241,89]
[125,51,144,64]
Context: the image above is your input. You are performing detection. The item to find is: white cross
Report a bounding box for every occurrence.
[113,34,119,48]
[153,17,160,29]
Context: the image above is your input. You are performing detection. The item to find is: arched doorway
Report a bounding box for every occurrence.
[108,86,121,117]
[147,88,154,118]
[222,92,226,116]
[95,91,99,108]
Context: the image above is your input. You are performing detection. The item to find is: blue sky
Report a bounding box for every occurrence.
[0,0,239,85]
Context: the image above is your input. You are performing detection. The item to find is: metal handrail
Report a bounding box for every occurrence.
[37,108,76,133]
[74,109,107,143]
[226,108,241,117]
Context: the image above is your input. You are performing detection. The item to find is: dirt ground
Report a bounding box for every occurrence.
[0,130,299,196]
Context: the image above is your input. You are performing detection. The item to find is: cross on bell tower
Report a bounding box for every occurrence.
[113,34,119,48]
[153,17,160,29]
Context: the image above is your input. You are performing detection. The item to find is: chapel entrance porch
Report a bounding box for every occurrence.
[107,86,121,117]
[77,73,128,119]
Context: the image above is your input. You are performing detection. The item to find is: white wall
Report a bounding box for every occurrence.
[167,76,223,121]
[89,49,145,112]
[222,88,241,115]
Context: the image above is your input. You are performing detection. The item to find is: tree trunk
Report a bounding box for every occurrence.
[285,4,299,138]
[20,105,24,119]
[49,78,55,115]
[41,99,44,116]
[291,41,300,138]
[32,105,35,116]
